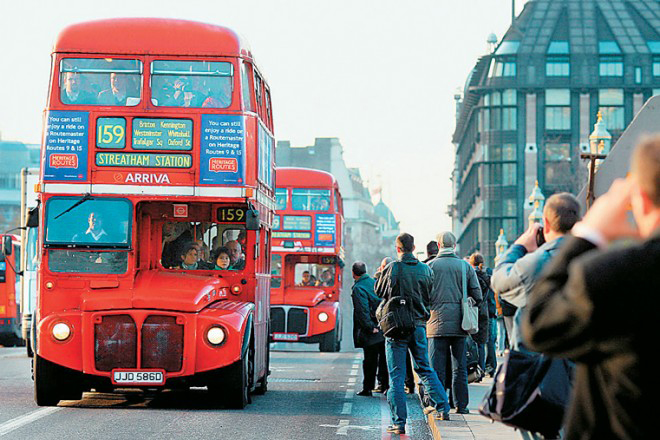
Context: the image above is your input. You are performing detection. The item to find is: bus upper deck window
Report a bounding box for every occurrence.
[60,58,143,106]
[151,60,234,108]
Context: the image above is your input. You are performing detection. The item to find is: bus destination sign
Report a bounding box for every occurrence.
[132,118,193,150]
[96,152,192,168]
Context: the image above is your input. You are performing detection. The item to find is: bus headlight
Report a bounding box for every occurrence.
[318,312,329,323]
[207,326,226,346]
[52,322,71,341]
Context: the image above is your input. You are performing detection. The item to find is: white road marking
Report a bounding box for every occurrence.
[344,389,355,399]
[341,402,353,414]
[319,420,379,436]
[349,369,358,376]
[348,377,356,384]
[0,407,62,437]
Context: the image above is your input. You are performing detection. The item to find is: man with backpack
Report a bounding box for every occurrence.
[426,232,483,414]
[374,233,450,434]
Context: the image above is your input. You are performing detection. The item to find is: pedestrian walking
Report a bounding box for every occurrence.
[423,240,438,263]
[375,233,451,434]
[491,192,580,439]
[484,267,498,376]
[468,252,490,379]
[426,232,482,414]
[523,137,660,440]
[351,262,388,397]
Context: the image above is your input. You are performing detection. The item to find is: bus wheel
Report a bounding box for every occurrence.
[26,339,34,358]
[34,355,62,406]
[319,327,339,353]
[214,354,250,409]
[254,341,269,395]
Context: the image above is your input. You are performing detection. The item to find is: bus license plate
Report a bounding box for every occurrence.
[112,370,165,386]
[273,332,299,342]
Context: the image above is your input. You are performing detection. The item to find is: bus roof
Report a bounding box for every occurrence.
[276,167,338,189]
[53,18,252,58]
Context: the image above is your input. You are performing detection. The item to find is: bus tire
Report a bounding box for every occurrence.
[253,340,269,395]
[319,328,339,352]
[34,355,62,406]
[228,354,250,409]
[26,338,33,358]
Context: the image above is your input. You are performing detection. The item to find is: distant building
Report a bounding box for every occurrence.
[0,138,40,232]
[276,138,399,273]
[451,0,660,265]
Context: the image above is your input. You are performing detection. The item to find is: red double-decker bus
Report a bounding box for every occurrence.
[1,234,22,346]
[34,18,275,408]
[270,168,344,352]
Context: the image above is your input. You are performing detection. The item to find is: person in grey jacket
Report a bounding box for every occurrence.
[491,193,580,350]
[427,232,482,414]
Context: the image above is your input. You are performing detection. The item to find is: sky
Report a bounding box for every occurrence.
[0,0,528,246]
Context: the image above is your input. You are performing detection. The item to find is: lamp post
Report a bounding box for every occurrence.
[527,180,545,226]
[494,228,508,265]
[581,112,611,209]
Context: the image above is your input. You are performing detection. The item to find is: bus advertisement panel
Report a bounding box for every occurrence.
[34,19,275,409]
[270,168,345,352]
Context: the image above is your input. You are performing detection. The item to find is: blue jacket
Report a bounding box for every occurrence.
[351,274,384,348]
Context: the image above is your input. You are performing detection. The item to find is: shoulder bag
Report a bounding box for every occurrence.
[461,261,479,334]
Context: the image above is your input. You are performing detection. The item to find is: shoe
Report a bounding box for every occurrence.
[456,408,470,414]
[423,406,436,415]
[435,412,451,421]
[356,390,372,397]
[372,386,388,394]
[386,425,405,434]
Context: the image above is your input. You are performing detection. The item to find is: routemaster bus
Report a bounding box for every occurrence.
[1,235,22,347]
[270,168,344,352]
[34,18,275,408]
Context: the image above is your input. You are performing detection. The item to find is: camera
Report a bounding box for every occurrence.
[536,226,546,247]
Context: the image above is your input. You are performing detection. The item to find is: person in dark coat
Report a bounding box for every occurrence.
[351,261,387,396]
[469,252,490,379]
[423,240,438,263]
[523,138,660,440]
[427,232,482,414]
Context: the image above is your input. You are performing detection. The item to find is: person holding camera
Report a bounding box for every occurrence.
[491,192,580,351]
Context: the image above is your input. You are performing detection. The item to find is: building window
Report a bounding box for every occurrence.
[598,89,624,130]
[653,57,660,76]
[545,142,570,161]
[635,67,642,84]
[484,162,516,186]
[599,41,623,77]
[544,142,572,189]
[486,143,516,161]
[545,89,571,130]
[482,90,516,131]
[489,58,516,77]
[546,41,570,77]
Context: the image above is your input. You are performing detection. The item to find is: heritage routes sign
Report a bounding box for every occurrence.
[199,114,245,185]
[43,110,89,181]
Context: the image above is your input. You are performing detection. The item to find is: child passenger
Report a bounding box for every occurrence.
[212,247,232,270]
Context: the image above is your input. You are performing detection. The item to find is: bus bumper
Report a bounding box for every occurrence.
[269,301,339,343]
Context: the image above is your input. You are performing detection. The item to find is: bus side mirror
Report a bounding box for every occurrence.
[245,209,260,231]
[26,206,39,228]
[2,236,12,256]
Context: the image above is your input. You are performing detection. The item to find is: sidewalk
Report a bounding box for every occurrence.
[423,377,519,440]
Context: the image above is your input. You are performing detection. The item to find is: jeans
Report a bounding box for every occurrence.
[485,318,497,372]
[477,343,486,371]
[496,317,507,352]
[428,336,469,411]
[385,326,449,428]
[362,342,388,391]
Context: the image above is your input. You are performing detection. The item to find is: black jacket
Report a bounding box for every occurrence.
[523,232,660,440]
[374,252,433,326]
[473,267,491,344]
[351,274,384,348]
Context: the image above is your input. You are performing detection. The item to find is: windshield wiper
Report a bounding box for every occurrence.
[54,193,94,219]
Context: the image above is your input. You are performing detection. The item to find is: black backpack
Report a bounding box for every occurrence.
[375,262,415,340]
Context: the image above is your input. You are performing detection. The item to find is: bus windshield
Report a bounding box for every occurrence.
[45,197,132,247]
[60,58,142,106]
[291,189,331,211]
[151,60,234,108]
[294,263,335,287]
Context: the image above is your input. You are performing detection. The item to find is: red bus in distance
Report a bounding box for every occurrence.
[270,168,344,352]
[1,235,22,347]
[35,18,275,408]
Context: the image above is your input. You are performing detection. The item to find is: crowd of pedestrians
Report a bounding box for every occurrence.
[349,137,660,438]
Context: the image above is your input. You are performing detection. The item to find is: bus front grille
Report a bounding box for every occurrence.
[287,308,308,335]
[94,315,137,372]
[270,307,285,333]
[141,315,184,372]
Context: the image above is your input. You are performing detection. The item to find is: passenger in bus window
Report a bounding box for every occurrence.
[177,243,212,270]
[194,240,210,263]
[98,73,130,106]
[72,212,108,243]
[226,240,245,270]
[162,222,193,268]
[316,269,335,287]
[167,76,197,107]
[202,76,232,108]
[61,72,95,105]
[298,271,317,287]
[211,247,232,270]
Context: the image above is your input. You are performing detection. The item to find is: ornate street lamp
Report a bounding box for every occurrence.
[528,200,544,225]
[494,228,508,265]
[581,112,612,209]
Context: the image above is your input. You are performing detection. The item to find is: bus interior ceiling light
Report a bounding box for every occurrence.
[52,322,71,341]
